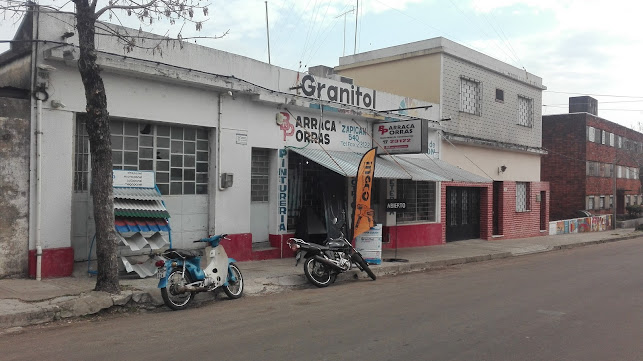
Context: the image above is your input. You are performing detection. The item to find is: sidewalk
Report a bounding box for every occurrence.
[1,228,640,331]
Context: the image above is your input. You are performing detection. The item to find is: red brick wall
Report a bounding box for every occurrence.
[542,114,587,220]
[543,113,643,220]
[492,181,550,240]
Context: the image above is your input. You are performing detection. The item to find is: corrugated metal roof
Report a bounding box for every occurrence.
[288,148,413,179]
[114,209,171,218]
[114,198,167,212]
[113,187,163,201]
[386,155,492,183]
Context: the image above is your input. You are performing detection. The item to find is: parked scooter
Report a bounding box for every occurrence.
[287,222,376,287]
[156,234,243,310]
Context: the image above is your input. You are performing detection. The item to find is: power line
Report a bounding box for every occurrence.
[544,90,643,99]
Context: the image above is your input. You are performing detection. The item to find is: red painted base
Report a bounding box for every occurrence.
[28,247,74,278]
[382,223,443,249]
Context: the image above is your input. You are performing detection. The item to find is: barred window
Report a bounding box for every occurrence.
[460,77,481,116]
[516,182,530,212]
[517,95,533,127]
[396,180,436,223]
[74,115,209,195]
[74,117,90,192]
[251,148,270,202]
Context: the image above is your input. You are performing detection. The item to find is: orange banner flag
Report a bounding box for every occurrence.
[352,148,377,240]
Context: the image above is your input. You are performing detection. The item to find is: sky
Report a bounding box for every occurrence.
[1,0,643,130]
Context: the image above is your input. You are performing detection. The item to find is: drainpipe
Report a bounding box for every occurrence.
[217,92,225,191]
[36,97,43,281]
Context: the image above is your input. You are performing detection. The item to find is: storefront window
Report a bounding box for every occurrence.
[396,180,436,223]
[74,115,209,195]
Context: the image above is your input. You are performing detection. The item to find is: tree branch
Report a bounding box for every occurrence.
[95,0,156,19]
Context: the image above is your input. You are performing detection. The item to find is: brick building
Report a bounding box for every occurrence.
[542,96,643,221]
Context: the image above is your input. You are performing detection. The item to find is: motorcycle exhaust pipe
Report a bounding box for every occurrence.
[176,285,208,293]
[312,255,343,271]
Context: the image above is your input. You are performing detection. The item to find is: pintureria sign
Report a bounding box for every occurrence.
[299,74,377,109]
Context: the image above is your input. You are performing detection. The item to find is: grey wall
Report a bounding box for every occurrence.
[0,97,30,278]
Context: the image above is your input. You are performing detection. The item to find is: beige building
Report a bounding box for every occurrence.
[333,37,550,240]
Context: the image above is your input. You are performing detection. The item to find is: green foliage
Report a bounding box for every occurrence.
[625,204,643,219]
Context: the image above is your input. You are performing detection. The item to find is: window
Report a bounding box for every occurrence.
[610,133,614,146]
[460,77,481,116]
[495,88,504,102]
[626,195,631,206]
[251,148,270,202]
[610,195,614,208]
[396,180,436,223]
[617,135,623,148]
[599,196,605,209]
[601,130,606,145]
[587,196,594,210]
[588,126,595,142]
[74,117,90,192]
[75,116,209,195]
[516,182,530,212]
[517,96,533,127]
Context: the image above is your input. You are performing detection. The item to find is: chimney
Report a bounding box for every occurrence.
[569,96,598,116]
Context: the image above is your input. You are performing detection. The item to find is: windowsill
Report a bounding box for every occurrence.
[491,234,504,238]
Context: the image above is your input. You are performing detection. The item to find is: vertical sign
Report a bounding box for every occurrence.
[278,149,288,232]
[352,148,377,239]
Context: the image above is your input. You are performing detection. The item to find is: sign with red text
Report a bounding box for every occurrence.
[373,119,429,154]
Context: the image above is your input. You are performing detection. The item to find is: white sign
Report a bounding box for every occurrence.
[113,170,155,188]
[277,110,372,152]
[374,119,426,154]
[355,224,382,265]
[236,132,248,145]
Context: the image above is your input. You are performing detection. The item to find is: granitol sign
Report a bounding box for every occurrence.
[373,119,430,154]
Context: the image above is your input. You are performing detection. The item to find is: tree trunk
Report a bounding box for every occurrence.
[75,0,120,294]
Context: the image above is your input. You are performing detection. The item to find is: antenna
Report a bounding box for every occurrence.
[265,1,271,64]
[336,8,355,56]
[354,0,359,54]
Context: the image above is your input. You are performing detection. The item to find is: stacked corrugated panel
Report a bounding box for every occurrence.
[114,187,171,278]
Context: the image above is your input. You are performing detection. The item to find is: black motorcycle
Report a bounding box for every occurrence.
[287,230,377,288]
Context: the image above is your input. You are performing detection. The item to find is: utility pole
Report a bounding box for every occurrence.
[613,158,617,230]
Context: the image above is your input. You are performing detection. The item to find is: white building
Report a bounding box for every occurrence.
[0,9,489,278]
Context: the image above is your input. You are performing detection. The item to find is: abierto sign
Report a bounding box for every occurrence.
[373,119,430,154]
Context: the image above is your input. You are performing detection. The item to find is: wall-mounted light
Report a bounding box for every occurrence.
[498,165,507,174]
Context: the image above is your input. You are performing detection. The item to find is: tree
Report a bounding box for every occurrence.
[2,0,221,293]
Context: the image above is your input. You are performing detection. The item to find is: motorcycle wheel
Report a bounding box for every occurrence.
[351,253,377,281]
[161,269,194,311]
[303,257,335,288]
[223,263,244,299]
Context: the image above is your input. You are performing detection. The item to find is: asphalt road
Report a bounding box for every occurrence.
[1,238,642,361]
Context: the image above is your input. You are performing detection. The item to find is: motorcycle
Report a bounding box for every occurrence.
[287,226,377,288]
[156,234,243,310]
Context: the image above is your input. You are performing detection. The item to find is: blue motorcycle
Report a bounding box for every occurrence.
[156,234,243,310]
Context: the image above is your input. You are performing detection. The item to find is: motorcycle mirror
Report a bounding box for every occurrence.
[332,217,338,225]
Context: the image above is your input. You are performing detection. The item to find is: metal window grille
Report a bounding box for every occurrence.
[74,116,90,192]
[517,96,533,127]
[460,77,481,116]
[516,182,529,212]
[76,117,209,195]
[251,148,270,202]
[397,180,436,223]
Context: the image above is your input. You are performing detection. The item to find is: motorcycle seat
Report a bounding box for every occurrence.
[164,249,200,259]
[326,240,345,249]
